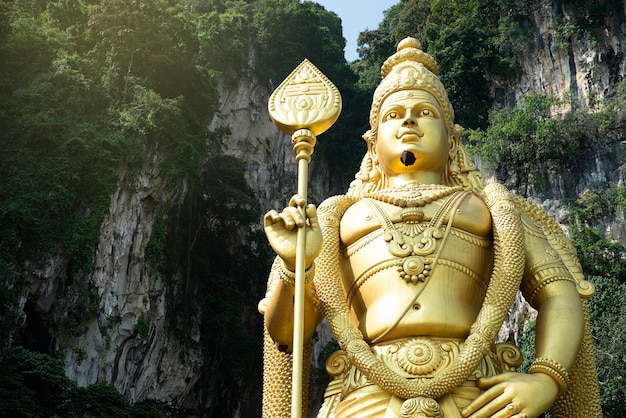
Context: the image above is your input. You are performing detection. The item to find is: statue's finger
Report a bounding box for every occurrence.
[305,204,319,229]
[263,210,281,227]
[279,211,298,230]
[462,385,504,417]
[288,194,305,208]
[283,206,305,227]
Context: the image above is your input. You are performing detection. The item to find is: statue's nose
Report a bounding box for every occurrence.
[402,111,418,126]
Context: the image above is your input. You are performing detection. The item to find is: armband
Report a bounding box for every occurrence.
[523,266,576,306]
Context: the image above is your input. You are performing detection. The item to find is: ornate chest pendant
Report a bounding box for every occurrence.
[364,185,465,284]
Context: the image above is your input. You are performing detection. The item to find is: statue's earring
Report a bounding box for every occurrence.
[449,143,457,162]
[370,163,381,182]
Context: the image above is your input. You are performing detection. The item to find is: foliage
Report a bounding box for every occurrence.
[252,0,346,84]
[0,0,364,414]
[0,0,222,347]
[516,319,536,374]
[591,79,626,134]
[561,0,624,44]
[0,346,73,417]
[586,274,626,417]
[467,94,588,194]
[568,188,626,283]
[425,0,525,129]
[352,0,623,130]
[0,346,166,417]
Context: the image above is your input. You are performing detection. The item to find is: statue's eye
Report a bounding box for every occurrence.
[421,109,432,117]
[384,111,399,121]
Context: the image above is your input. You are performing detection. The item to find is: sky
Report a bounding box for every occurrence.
[311,0,399,61]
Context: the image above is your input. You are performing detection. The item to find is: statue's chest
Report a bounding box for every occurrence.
[339,191,493,288]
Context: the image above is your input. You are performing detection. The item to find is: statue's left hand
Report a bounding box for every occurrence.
[461,372,559,418]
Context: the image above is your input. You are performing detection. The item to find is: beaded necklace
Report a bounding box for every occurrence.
[364,184,463,208]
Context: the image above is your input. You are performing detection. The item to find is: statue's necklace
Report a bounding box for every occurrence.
[364,184,462,207]
[363,185,465,284]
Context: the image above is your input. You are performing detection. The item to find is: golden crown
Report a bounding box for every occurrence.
[368,38,454,140]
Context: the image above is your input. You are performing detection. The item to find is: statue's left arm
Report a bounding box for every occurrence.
[463,212,585,418]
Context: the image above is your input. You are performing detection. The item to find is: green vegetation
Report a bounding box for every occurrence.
[467,94,589,194]
[0,0,219,347]
[0,0,364,414]
[562,0,624,45]
[467,79,626,196]
[352,0,623,130]
[0,346,168,417]
[353,0,532,129]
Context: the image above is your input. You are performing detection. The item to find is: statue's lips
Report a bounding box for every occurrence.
[398,131,422,142]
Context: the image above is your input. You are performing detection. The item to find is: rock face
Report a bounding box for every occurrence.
[51,152,204,407]
[214,76,332,211]
[495,1,626,242]
[497,2,626,112]
[20,1,626,415]
[214,77,297,211]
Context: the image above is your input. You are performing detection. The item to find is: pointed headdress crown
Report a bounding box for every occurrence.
[366,37,455,143]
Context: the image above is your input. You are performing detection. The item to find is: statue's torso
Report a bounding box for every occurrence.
[339,188,493,343]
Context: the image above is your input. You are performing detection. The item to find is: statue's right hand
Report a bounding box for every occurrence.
[263,195,322,271]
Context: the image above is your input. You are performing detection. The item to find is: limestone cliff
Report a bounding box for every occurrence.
[499,2,625,112]
[22,151,205,409]
[494,1,626,240]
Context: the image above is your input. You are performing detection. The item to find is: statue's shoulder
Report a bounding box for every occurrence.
[317,194,358,220]
[317,194,383,246]
[455,191,492,237]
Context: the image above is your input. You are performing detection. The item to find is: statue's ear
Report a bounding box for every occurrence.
[362,129,376,152]
[449,124,463,159]
[448,140,457,161]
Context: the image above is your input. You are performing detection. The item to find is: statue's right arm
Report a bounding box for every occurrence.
[262,195,323,352]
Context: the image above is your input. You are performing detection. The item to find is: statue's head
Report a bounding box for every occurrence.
[348,38,483,196]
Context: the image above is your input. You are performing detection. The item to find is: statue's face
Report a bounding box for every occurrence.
[374,90,449,178]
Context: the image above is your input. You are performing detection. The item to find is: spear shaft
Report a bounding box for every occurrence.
[291,129,315,417]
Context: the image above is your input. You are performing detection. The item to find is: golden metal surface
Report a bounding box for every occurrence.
[261,38,600,418]
[268,59,342,137]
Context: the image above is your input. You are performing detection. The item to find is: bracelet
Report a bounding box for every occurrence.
[279,262,315,287]
[528,357,570,395]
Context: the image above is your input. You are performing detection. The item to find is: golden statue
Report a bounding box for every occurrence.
[259,38,601,418]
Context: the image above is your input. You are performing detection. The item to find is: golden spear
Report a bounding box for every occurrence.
[268,59,342,417]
